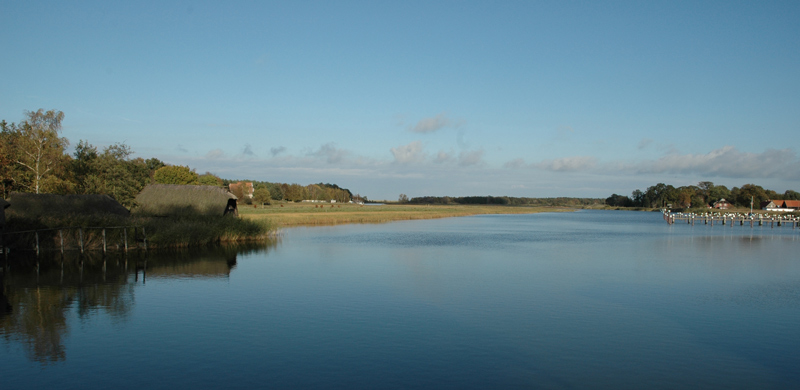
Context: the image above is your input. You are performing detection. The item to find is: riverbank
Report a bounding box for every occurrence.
[239,203,571,227]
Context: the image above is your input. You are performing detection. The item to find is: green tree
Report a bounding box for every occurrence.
[399,194,409,203]
[708,185,731,204]
[733,184,767,208]
[153,165,199,185]
[69,141,151,207]
[784,190,800,200]
[253,187,272,205]
[198,172,223,186]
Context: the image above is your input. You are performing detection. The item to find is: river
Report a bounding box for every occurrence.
[2,210,799,389]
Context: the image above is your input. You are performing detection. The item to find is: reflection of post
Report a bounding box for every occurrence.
[0,273,11,318]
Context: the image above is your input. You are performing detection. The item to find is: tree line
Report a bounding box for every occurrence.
[223,180,360,205]
[1,109,359,207]
[605,181,800,209]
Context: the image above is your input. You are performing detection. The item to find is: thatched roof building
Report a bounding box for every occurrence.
[6,193,130,219]
[133,184,237,216]
[1,198,10,227]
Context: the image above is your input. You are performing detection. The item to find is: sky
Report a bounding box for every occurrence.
[2,1,799,200]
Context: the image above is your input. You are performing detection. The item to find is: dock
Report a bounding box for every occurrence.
[663,210,800,229]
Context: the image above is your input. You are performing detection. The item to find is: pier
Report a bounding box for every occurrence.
[663,210,800,229]
[1,225,147,258]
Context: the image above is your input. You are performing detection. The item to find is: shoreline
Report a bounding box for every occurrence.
[239,203,573,228]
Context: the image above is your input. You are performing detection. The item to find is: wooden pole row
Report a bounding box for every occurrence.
[2,225,146,257]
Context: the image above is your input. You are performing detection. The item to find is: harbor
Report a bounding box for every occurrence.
[663,210,800,229]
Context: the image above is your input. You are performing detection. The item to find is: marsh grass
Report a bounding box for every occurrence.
[133,214,274,248]
[239,202,568,227]
[4,209,274,252]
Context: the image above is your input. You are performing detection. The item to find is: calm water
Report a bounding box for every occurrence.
[2,210,799,389]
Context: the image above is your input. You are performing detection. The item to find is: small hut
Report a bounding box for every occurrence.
[5,193,130,219]
[0,198,9,229]
[133,184,238,217]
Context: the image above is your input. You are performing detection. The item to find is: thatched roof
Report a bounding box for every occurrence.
[133,184,236,216]
[6,193,130,218]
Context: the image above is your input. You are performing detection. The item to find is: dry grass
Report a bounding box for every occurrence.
[239,202,570,227]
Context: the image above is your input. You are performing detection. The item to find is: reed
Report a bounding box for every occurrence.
[239,203,568,227]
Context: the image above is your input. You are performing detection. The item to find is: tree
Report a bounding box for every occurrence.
[399,194,409,203]
[605,194,632,207]
[708,185,730,204]
[69,141,151,207]
[733,184,767,208]
[631,189,644,207]
[11,109,68,193]
[154,165,199,185]
[253,187,271,205]
[784,190,800,200]
[198,172,223,186]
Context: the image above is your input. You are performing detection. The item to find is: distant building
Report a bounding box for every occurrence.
[229,182,254,199]
[761,200,800,212]
[712,199,732,209]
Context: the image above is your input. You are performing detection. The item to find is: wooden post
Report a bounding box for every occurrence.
[102,228,107,254]
[59,229,64,255]
[79,228,84,253]
[124,228,128,252]
[142,227,148,251]
[35,231,40,256]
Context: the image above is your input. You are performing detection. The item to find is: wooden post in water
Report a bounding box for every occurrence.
[79,228,84,253]
[59,230,64,255]
[124,228,128,252]
[102,228,107,254]
[142,227,148,251]
[35,231,40,256]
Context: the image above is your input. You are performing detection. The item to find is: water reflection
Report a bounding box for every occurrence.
[0,240,278,364]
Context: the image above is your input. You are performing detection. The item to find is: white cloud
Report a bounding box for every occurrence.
[307,142,348,164]
[535,156,597,172]
[270,146,286,157]
[638,146,798,179]
[503,158,526,169]
[391,141,426,164]
[410,113,450,134]
[206,149,225,159]
[458,149,484,167]
[435,150,453,164]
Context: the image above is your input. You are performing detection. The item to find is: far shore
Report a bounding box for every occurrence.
[239,203,573,227]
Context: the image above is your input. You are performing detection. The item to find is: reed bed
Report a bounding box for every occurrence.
[239,203,569,227]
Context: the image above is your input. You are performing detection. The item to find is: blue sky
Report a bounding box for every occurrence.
[2,1,798,200]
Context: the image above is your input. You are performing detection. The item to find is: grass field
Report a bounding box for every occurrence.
[238,202,571,227]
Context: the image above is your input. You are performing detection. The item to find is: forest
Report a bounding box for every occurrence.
[0,109,357,208]
[605,182,800,209]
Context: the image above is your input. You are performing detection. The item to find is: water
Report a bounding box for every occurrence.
[2,210,799,389]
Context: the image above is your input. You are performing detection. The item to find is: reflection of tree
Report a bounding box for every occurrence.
[3,286,71,363]
[1,254,132,363]
[0,240,278,363]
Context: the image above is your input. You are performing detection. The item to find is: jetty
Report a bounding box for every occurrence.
[662,210,800,229]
